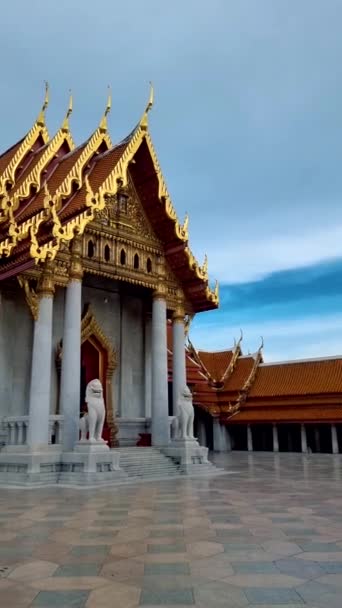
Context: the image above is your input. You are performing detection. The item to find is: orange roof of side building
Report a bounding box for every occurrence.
[180,333,342,424]
[250,357,342,397]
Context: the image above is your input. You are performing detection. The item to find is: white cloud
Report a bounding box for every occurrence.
[204,224,342,284]
[191,312,342,361]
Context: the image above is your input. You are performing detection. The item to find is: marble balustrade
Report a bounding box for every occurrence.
[0,415,64,447]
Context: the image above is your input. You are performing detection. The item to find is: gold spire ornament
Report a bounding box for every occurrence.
[61,91,73,131]
[37,81,49,126]
[99,87,112,131]
[140,82,154,129]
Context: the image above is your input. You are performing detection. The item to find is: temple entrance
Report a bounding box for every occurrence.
[56,304,118,447]
[80,337,112,444]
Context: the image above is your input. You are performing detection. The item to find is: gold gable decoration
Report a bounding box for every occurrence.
[95,177,160,244]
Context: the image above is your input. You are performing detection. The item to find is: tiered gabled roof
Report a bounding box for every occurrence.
[0,86,218,312]
[187,332,243,386]
[0,84,50,224]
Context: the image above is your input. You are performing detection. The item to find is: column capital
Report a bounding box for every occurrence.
[172,302,185,323]
[153,282,167,301]
[69,234,83,282]
[37,258,55,298]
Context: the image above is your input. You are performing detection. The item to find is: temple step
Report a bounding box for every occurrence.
[115,447,182,479]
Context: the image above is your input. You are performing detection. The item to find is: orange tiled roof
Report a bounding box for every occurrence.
[250,357,342,397]
[222,356,255,392]
[197,350,234,382]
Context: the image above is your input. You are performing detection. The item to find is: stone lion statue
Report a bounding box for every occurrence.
[171,385,195,440]
[79,378,106,442]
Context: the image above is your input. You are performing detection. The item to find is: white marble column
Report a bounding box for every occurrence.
[331,424,339,454]
[172,306,187,416]
[273,424,279,452]
[213,419,231,452]
[197,418,207,447]
[301,423,308,453]
[151,290,169,446]
[59,237,83,452]
[27,263,54,450]
[144,314,152,419]
[247,424,253,451]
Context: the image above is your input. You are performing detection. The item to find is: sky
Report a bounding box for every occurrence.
[1,1,342,361]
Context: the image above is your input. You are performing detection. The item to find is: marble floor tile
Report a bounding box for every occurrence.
[139,587,195,605]
[31,589,90,607]
[1,453,342,607]
[244,587,304,604]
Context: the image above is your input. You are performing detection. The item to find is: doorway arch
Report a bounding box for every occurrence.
[81,305,118,446]
[56,305,118,446]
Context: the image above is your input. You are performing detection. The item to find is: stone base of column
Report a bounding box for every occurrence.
[0,448,62,486]
[59,441,127,486]
[161,438,226,476]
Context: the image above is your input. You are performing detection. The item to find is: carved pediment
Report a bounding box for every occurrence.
[94,177,160,245]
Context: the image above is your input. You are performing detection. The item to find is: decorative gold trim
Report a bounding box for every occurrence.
[225,337,264,419]
[0,95,75,257]
[12,99,74,203]
[0,83,50,200]
[17,276,39,321]
[37,257,55,297]
[220,329,243,385]
[69,234,83,281]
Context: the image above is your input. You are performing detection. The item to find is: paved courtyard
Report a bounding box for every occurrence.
[1,452,342,607]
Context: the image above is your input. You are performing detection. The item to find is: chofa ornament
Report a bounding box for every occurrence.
[79,379,106,443]
[172,385,195,440]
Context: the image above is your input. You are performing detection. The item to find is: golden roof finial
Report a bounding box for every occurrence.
[202,254,208,274]
[99,86,112,131]
[61,90,73,131]
[140,82,154,129]
[37,81,49,126]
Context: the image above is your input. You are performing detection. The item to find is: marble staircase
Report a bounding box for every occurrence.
[115,447,182,480]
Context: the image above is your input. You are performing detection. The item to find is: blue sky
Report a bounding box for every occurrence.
[1,1,342,361]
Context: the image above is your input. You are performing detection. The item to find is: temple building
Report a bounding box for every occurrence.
[170,332,342,455]
[0,86,219,484]
[1,86,341,487]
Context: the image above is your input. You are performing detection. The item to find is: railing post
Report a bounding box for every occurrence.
[17,421,24,446]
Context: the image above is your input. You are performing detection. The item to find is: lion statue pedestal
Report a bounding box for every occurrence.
[60,378,127,485]
[162,385,218,475]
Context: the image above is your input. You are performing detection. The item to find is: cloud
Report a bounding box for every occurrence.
[204,224,342,284]
[191,259,342,360]
[191,313,342,361]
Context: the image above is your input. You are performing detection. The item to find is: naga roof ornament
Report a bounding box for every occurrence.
[0,82,50,221]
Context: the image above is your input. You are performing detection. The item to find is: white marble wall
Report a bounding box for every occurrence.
[119,295,144,419]
[0,289,33,416]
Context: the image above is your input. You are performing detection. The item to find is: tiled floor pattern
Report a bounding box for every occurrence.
[0,452,342,606]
